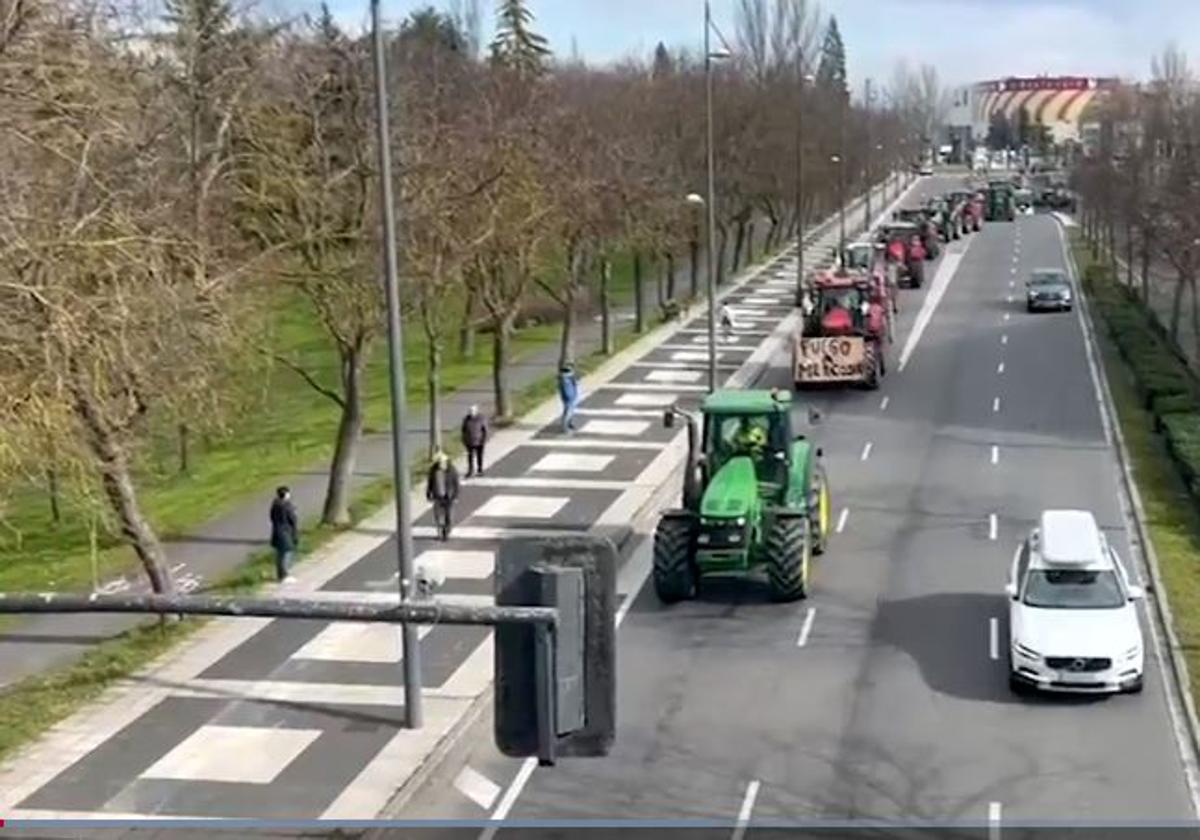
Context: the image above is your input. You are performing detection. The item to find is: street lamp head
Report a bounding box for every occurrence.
[709,48,732,60]
[685,193,706,206]
[830,154,842,164]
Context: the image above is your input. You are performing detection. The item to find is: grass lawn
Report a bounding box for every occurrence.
[1075,239,1200,705]
[0,290,560,596]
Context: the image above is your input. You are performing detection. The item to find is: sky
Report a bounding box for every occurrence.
[278,0,1200,93]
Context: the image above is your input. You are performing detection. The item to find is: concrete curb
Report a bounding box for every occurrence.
[1059,217,1200,813]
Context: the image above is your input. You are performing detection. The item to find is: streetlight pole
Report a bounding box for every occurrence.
[794,69,814,306]
[863,77,872,233]
[703,0,718,393]
[370,0,422,729]
[837,92,847,270]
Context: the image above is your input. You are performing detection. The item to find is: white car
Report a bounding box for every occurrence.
[1007,510,1145,695]
[919,164,934,176]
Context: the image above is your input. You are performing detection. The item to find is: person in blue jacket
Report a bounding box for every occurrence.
[558,363,579,433]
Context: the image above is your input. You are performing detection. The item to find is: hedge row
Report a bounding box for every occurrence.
[1085,251,1200,490]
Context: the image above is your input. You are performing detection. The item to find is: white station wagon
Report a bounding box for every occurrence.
[1007,510,1145,694]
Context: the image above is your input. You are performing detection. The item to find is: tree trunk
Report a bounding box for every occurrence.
[177,422,190,474]
[427,340,442,459]
[458,294,476,360]
[321,350,364,526]
[558,295,575,369]
[746,221,756,264]
[1141,234,1151,307]
[633,250,645,333]
[493,314,514,421]
[47,469,61,525]
[1190,274,1200,365]
[655,253,665,308]
[1125,221,1134,289]
[689,230,699,297]
[1170,270,1187,342]
[601,257,613,355]
[717,225,729,286]
[70,383,172,593]
[732,219,747,271]
[666,251,677,301]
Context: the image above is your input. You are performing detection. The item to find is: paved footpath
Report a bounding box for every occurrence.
[0,174,910,824]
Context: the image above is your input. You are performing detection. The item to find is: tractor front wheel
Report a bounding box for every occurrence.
[812,468,831,556]
[653,517,697,603]
[766,517,811,601]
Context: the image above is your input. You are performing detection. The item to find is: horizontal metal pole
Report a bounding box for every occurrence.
[0,593,558,627]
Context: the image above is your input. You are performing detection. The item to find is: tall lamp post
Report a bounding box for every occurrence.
[701,0,731,393]
[863,78,873,233]
[370,0,422,728]
[794,70,815,306]
[832,151,846,272]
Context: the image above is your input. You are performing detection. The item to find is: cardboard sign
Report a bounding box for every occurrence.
[795,336,866,381]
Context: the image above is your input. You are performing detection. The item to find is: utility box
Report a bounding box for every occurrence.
[494,535,616,762]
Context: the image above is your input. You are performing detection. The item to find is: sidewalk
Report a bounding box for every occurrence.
[1107,230,1200,371]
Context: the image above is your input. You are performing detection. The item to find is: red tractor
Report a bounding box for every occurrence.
[794,269,889,390]
[877,222,927,288]
[948,189,983,233]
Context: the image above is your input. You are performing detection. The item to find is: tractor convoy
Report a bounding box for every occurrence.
[652,168,1027,604]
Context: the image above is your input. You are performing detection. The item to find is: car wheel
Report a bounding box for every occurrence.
[1125,675,1145,695]
[1027,303,1035,313]
[1008,672,1028,696]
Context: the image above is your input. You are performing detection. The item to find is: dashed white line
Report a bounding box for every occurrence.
[860,442,873,461]
[732,780,761,840]
[1003,313,1011,322]
[1001,334,1008,345]
[797,608,817,647]
[997,362,1005,374]
[989,801,1002,840]
[836,507,850,534]
[989,617,999,660]
[880,395,890,411]
[991,445,999,465]
[455,766,502,811]
[1010,267,1017,274]
[1005,294,1013,304]
[989,513,998,541]
[993,397,1001,413]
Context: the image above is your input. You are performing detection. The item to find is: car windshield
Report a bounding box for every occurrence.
[1030,272,1066,286]
[1022,568,1126,609]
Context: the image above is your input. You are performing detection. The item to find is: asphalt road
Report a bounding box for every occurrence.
[392,175,1199,831]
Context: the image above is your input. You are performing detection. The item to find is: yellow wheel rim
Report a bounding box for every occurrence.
[802,532,812,585]
[819,481,831,538]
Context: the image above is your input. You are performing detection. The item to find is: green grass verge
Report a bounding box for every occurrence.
[1075,236,1200,705]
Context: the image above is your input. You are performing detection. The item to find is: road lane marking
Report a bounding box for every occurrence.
[455,766,501,810]
[1009,280,1014,288]
[860,442,873,461]
[1006,294,1013,304]
[993,397,1001,413]
[836,507,850,533]
[897,252,966,372]
[1003,313,1011,322]
[880,396,889,411]
[989,801,1002,840]
[997,362,1005,374]
[1001,334,1008,345]
[989,514,998,541]
[797,608,817,647]
[991,445,999,465]
[989,618,999,660]
[732,780,761,840]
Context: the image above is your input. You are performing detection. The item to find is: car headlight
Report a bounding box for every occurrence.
[1060,289,1072,299]
[1013,642,1041,660]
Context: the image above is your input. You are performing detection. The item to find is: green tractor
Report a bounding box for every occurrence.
[652,389,832,603]
[985,180,1016,222]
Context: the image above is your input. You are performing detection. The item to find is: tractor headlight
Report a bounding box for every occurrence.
[697,534,710,545]
[735,517,746,527]
[728,533,741,544]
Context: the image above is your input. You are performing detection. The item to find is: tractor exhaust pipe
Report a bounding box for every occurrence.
[664,407,703,512]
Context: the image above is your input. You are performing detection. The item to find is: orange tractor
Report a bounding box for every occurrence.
[794,268,891,390]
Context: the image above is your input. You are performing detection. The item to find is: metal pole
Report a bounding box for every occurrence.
[704,0,717,393]
[838,92,846,269]
[794,64,805,306]
[370,0,422,729]
[864,78,872,232]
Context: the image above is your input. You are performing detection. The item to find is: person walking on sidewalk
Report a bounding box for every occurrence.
[426,451,460,541]
[461,404,489,477]
[558,363,580,434]
[269,486,299,583]
[720,303,737,341]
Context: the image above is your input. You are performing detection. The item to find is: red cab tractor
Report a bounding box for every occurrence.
[794,269,889,390]
[947,189,983,232]
[892,208,941,259]
[877,222,927,288]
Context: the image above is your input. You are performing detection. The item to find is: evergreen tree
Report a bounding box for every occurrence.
[652,41,673,79]
[399,6,466,54]
[490,0,550,77]
[815,16,847,102]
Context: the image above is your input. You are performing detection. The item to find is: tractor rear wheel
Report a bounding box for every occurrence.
[766,516,811,601]
[910,260,926,288]
[653,517,697,603]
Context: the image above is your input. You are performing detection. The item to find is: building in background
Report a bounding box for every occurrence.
[945,76,1122,161]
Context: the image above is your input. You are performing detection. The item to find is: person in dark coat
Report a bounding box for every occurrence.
[461,404,489,477]
[558,364,579,434]
[426,451,460,541]
[269,486,299,583]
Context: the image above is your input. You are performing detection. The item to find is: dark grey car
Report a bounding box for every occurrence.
[1026,268,1073,312]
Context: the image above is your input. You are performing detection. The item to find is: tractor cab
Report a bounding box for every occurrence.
[879,221,920,261]
[841,242,876,272]
[807,271,872,336]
